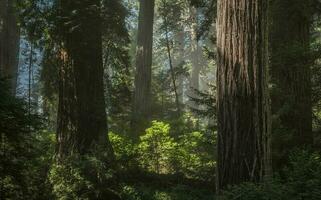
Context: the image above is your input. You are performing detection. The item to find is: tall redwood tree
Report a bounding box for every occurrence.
[56,0,113,157]
[132,0,155,136]
[216,0,271,191]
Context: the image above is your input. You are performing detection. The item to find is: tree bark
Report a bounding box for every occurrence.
[270,0,312,169]
[174,29,185,104]
[216,0,271,191]
[56,0,113,157]
[132,0,155,135]
[165,25,180,114]
[189,7,200,107]
[0,0,20,95]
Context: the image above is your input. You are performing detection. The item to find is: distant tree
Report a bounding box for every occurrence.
[158,0,184,114]
[216,0,271,191]
[102,0,132,135]
[270,0,313,169]
[187,7,202,109]
[132,0,155,136]
[0,0,20,94]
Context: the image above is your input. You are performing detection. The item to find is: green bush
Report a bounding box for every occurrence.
[177,131,216,181]
[49,152,118,200]
[121,185,143,200]
[283,150,321,199]
[0,79,54,200]
[109,131,139,169]
[49,161,94,200]
[110,120,216,180]
[138,121,177,174]
[219,150,321,200]
[218,181,287,200]
[120,184,215,200]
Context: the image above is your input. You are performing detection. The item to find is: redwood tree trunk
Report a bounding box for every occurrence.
[0,0,20,95]
[57,0,112,157]
[216,0,271,191]
[270,0,312,169]
[132,0,155,135]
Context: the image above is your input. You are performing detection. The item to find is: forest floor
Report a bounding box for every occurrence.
[119,172,215,200]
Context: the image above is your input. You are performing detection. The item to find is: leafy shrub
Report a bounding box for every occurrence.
[177,131,216,181]
[138,121,177,174]
[283,150,321,199]
[218,181,287,200]
[125,120,217,180]
[120,184,215,200]
[121,185,143,200]
[49,152,119,200]
[49,161,94,200]
[0,79,53,200]
[219,150,321,200]
[109,131,139,169]
[153,191,172,200]
[169,112,200,138]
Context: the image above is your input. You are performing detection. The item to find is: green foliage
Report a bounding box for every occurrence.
[121,185,143,200]
[218,150,321,200]
[138,121,177,174]
[103,0,133,135]
[177,131,216,181]
[49,161,95,200]
[120,184,215,200]
[189,0,216,40]
[49,164,79,199]
[49,153,119,200]
[0,79,53,200]
[109,132,138,169]
[218,181,287,200]
[1,128,55,200]
[283,150,321,199]
[109,120,216,184]
[169,112,200,138]
[108,120,216,180]
[189,85,216,123]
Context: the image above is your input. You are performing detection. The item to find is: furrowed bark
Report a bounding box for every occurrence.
[216,0,271,191]
[132,0,155,136]
[56,0,113,158]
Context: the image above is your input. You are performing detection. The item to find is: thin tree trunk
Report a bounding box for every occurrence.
[188,7,201,109]
[216,0,271,191]
[132,0,155,136]
[270,0,312,169]
[0,0,20,95]
[174,29,185,104]
[56,0,113,157]
[165,26,180,114]
[28,43,33,118]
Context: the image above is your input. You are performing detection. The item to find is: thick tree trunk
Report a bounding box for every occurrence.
[0,0,20,95]
[270,0,312,169]
[216,0,271,191]
[56,0,113,157]
[132,0,155,135]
